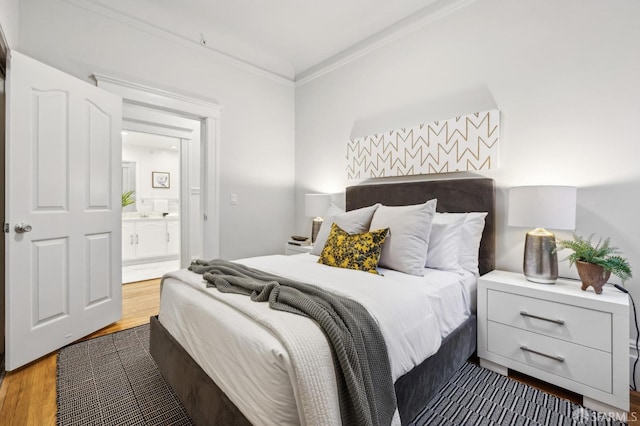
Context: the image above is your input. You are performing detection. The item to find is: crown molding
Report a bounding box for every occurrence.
[94,73,224,118]
[64,0,475,89]
[294,0,477,86]
[62,0,295,87]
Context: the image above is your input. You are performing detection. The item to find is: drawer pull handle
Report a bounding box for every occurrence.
[520,345,565,363]
[520,311,565,325]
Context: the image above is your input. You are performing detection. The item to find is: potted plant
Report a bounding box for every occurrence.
[122,190,136,208]
[556,233,632,294]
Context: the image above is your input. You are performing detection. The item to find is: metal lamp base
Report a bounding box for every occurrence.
[523,228,558,284]
[311,218,323,244]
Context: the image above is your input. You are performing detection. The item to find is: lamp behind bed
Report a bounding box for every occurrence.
[305,193,332,244]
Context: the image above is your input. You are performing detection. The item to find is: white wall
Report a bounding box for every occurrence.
[0,0,19,48]
[122,143,180,210]
[295,0,640,366]
[18,0,296,260]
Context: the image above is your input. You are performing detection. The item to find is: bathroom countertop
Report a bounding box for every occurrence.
[122,214,179,222]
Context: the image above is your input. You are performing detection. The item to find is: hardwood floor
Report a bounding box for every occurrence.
[632,392,640,425]
[0,278,638,425]
[0,279,161,426]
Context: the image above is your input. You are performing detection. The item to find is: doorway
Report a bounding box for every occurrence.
[121,130,182,283]
[94,74,222,261]
[121,103,203,278]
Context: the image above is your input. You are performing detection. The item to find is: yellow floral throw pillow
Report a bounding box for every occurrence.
[318,223,389,274]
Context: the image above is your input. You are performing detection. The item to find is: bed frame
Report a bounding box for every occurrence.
[150,177,495,425]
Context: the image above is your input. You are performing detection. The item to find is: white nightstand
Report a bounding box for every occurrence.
[284,243,313,255]
[477,270,629,414]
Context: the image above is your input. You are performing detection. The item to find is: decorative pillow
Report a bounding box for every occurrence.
[369,199,437,276]
[318,223,389,274]
[458,212,488,276]
[311,203,380,256]
[425,213,466,272]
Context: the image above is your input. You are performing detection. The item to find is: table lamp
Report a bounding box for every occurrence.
[305,193,332,244]
[508,186,577,283]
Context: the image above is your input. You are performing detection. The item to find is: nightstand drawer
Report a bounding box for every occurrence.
[487,289,611,352]
[487,322,612,393]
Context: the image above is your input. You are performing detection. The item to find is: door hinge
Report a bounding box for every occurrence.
[3,223,9,233]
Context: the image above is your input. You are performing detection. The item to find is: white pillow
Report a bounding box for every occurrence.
[427,212,488,275]
[311,203,379,255]
[459,212,488,276]
[369,199,437,276]
[325,203,345,217]
[425,213,466,273]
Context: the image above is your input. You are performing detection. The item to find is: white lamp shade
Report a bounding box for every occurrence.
[305,193,332,218]
[508,186,577,230]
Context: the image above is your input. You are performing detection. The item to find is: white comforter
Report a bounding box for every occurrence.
[159,254,475,426]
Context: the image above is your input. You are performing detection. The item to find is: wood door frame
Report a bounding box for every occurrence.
[94,74,223,260]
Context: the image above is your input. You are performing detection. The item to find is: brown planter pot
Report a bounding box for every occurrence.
[576,261,611,294]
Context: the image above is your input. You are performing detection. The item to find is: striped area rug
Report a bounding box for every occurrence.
[57,324,626,425]
[57,324,193,425]
[411,362,627,426]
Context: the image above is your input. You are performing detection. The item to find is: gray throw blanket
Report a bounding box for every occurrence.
[189,259,397,426]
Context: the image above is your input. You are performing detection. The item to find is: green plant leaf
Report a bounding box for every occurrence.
[122,190,136,208]
[557,233,632,282]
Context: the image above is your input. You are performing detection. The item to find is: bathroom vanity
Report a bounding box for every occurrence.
[122,214,180,265]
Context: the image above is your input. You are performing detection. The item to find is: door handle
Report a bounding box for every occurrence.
[15,223,32,233]
[167,233,170,242]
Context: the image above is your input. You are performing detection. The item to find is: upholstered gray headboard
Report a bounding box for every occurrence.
[345,178,496,276]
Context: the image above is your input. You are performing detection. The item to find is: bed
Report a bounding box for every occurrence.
[150,177,495,425]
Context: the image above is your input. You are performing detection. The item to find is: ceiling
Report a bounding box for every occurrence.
[85,0,462,81]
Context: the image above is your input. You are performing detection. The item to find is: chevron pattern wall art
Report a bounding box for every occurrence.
[346,110,500,179]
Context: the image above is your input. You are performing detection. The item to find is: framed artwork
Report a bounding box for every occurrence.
[346,110,500,179]
[152,171,170,189]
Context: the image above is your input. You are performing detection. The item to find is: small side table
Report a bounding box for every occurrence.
[477,270,629,415]
[284,243,313,255]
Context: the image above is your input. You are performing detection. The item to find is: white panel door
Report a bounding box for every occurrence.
[5,52,122,370]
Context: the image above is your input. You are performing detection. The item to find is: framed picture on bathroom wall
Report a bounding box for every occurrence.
[152,171,170,189]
